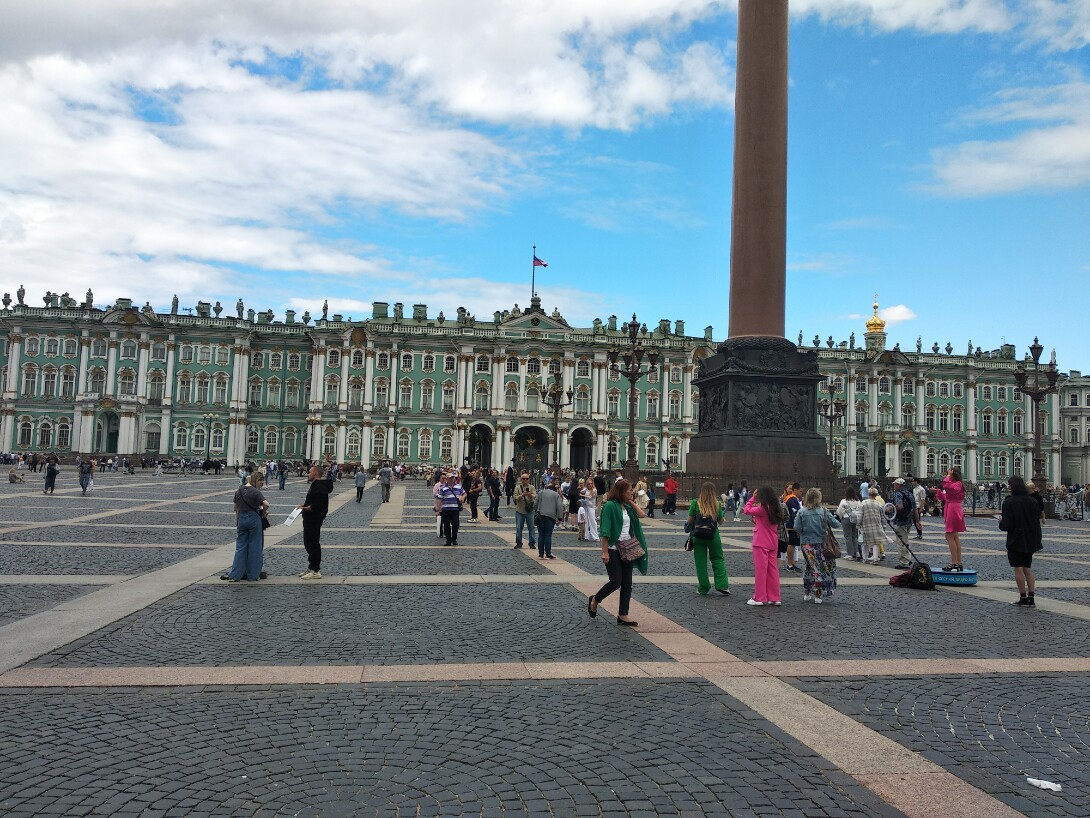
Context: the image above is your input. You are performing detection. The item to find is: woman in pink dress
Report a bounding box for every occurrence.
[935,467,967,571]
[743,485,784,606]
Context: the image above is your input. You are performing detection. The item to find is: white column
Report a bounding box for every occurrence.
[502,426,514,467]
[361,424,373,468]
[164,342,178,403]
[892,369,902,427]
[159,408,171,456]
[966,445,979,483]
[563,359,575,419]
[966,379,977,435]
[4,332,23,397]
[456,355,467,411]
[915,380,926,429]
[363,346,375,411]
[76,336,90,399]
[309,345,324,412]
[682,365,693,422]
[558,427,568,468]
[492,353,504,412]
[136,341,150,399]
[336,422,347,462]
[389,342,400,412]
[118,413,136,454]
[338,343,350,407]
[78,409,94,452]
[681,435,690,470]
[517,359,527,413]
[104,339,119,396]
[868,375,879,429]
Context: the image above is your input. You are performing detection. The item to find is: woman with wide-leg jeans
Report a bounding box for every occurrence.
[588,479,648,626]
[223,480,268,582]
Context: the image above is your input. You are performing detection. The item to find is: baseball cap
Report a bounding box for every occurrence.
[893,477,905,485]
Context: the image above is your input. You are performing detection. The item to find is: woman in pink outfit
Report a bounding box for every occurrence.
[743,485,784,606]
[935,467,967,571]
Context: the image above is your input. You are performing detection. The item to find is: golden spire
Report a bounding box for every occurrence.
[865,293,886,333]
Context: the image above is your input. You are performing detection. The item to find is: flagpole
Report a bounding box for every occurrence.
[531,244,537,300]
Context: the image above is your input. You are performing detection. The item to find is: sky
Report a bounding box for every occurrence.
[1,1,1088,370]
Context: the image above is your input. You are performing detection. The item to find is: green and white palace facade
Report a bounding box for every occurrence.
[0,292,1074,483]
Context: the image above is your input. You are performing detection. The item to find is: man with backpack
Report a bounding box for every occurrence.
[891,477,916,570]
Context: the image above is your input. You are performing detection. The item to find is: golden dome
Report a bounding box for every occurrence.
[865,295,886,333]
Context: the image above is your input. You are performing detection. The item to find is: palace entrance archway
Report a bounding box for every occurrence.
[512,425,549,473]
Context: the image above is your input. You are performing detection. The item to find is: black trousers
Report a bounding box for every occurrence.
[356,486,364,502]
[468,494,480,519]
[441,509,460,545]
[595,549,633,616]
[487,494,500,519]
[302,516,323,571]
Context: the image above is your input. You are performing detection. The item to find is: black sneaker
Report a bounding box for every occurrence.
[1013,597,1034,607]
[894,563,912,570]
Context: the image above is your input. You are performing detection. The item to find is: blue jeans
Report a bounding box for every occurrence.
[229,510,264,580]
[537,516,556,557]
[79,473,91,494]
[514,510,536,547]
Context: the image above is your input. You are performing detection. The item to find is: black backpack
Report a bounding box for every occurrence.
[908,562,935,590]
[693,513,717,538]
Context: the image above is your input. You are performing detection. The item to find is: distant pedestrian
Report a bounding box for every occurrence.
[77,456,94,496]
[378,462,393,503]
[890,478,916,570]
[43,455,59,494]
[836,485,864,561]
[354,468,367,502]
[297,465,330,579]
[580,477,598,542]
[794,488,841,604]
[504,466,516,506]
[223,471,268,582]
[436,472,466,546]
[588,479,647,626]
[1000,475,1043,607]
[912,477,926,539]
[782,483,802,572]
[743,485,783,606]
[686,481,729,596]
[534,480,564,559]
[512,472,537,550]
[859,487,885,564]
[485,468,501,521]
[278,464,287,491]
[663,474,678,515]
[466,468,483,522]
[935,467,966,571]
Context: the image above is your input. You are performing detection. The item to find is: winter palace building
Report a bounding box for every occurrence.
[0,290,1076,483]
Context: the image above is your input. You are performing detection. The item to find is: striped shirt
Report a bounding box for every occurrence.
[436,483,466,511]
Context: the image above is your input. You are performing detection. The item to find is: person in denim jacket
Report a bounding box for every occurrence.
[793,488,841,604]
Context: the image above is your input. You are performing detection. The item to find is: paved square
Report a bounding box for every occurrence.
[2,473,1089,816]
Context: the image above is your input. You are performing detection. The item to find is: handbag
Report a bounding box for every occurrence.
[683,534,694,553]
[616,536,645,563]
[260,512,271,530]
[822,512,841,560]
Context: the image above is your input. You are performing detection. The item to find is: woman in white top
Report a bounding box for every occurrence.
[836,485,864,561]
[580,477,599,543]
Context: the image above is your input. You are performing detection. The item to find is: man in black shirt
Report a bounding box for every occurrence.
[297,465,330,579]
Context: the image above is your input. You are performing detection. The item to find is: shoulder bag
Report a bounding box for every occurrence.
[615,507,645,562]
[822,511,841,560]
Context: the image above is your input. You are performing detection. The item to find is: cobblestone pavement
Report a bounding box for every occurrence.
[1,474,1089,816]
[795,674,1090,817]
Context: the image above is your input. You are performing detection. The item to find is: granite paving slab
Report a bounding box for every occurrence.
[261,545,549,576]
[0,525,234,546]
[1031,587,1090,606]
[29,584,670,667]
[631,583,1090,662]
[0,680,903,817]
[0,585,100,627]
[795,673,1090,818]
[0,545,213,575]
[276,528,508,547]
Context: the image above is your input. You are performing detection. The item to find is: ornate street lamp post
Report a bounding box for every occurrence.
[305,414,323,465]
[542,371,573,474]
[201,412,217,470]
[816,379,846,474]
[607,314,659,483]
[1012,337,1059,489]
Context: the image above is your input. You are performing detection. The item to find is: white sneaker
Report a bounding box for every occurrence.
[301,570,322,579]
[803,593,814,602]
[813,595,823,604]
[298,570,311,578]
[746,598,764,606]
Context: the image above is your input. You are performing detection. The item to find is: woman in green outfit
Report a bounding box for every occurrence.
[686,481,730,595]
[588,479,648,626]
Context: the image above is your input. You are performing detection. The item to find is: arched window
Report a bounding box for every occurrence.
[878,402,893,427]
[527,357,541,375]
[668,438,681,467]
[349,379,364,408]
[57,422,71,450]
[1014,454,1023,474]
[377,352,390,370]
[328,349,341,368]
[476,355,490,373]
[283,428,297,456]
[1013,412,1024,436]
[214,376,228,404]
[926,405,935,431]
[997,411,1008,436]
[901,405,914,428]
[878,377,891,394]
[981,410,993,435]
[397,429,411,459]
[420,380,434,411]
[61,368,76,398]
[1071,427,1081,445]
[346,429,362,460]
[246,427,259,454]
[372,427,387,457]
[439,430,453,462]
[607,390,620,418]
[176,374,192,403]
[422,354,435,372]
[647,391,660,419]
[938,406,949,432]
[351,350,365,368]
[91,339,107,358]
[505,356,519,373]
[939,451,950,472]
[192,425,206,453]
[147,371,164,402]
[25,337,41,356]
[577,360,591,378]
[444,355,456,373]
[925,381,936,397]
[998,453,1009,476]
[264,427,278,456]
[41,368,57,398]
[670,366,682,384]
[607,436,619,464]
[997,386,1007,401]
[399,380,413,409]
[926,451,936,476]
[647,366,659,384]
[175,423,189,450]
[902,378,914,396]
[324,376,340,407]
[322,427,336,456]
[505,383,518,413]
[21,365,37,396]
[18,420,32,448]
[63,338,78,356]
[856,447,868,474]
[645,437,659,467]
[250,351,263,368]
[249,379,263,407]
[982,451,993,476]
[418,429,432,461]
[953,450,964,470]
[216,347,229,366]
[575,387,590,416]
[982,385,993,400]
[474,382,489,411]
[266,379,280,408]
[45,338,59,356]
[442,383,455,411]
[549,358,562,376]
[856,376,868,393]
[900,448,913,475]
[952,382,963,398]
[38,422,52,448]
[375,380,389,409]
[527,388,540,413]
[267,352,281,369]
[669,391,682,421]
[401,353,413,371]
[288,353,301,370]
[938,382,949,398]
[211,425,225,451]
[118,371,136,396]
[197,345,211,365]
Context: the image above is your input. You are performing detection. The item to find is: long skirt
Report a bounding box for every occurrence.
[800,542,837,598]
[581,500,599,542]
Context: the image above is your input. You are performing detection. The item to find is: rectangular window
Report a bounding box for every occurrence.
[400,383,413,409]
[998,414,1007,436]
[420,384,434,411]
[42,371,57,398]
[442,386,455,411]
[196,379,210,404]
[22,370,35,396]
[214,379,227,404]
[268,382,281,408]
[286,383,299,408]
[217,347,230,365]
[61,372,76,398]
[249,382,262,407]
[982,413,993,435]
[177,379,192,403]
[419,434,432,460]
[145,430,161,451]
[375,384,388,409]
[440,434,452,461]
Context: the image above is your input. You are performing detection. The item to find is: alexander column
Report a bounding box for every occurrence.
[687,0,831,485]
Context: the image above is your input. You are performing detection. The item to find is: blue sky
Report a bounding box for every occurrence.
[1,1,1087,368]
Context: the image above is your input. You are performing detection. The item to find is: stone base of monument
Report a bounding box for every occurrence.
[688,337,838,492]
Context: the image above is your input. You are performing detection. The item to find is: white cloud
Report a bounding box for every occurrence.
[1019,0,1090,50]
[927,81,1090,195]
[880,304,917,325]
[791,0,1013,34]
